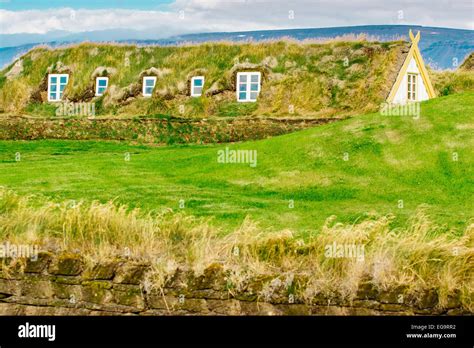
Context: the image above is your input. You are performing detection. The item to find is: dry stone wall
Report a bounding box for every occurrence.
[0,117,336,144]
[0,252,469,316]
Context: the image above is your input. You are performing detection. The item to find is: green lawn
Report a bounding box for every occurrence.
[0,93,473,234]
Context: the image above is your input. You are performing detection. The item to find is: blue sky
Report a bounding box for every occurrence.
[0,0,472,37]
[0,0,175,10]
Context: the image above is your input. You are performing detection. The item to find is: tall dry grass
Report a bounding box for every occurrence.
[431,69,474,96]
[0,187,472,310]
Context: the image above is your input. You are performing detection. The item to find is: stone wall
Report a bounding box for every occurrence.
[0,116,337,144]
[0,252,468,316]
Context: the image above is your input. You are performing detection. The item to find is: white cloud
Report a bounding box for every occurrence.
[0,0,471,36]
[172,0,473,30]
[0,9,181,35]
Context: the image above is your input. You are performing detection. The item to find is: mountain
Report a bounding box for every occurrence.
[0,30,71,47]
[0,44,38,69]
[1,25,473,70]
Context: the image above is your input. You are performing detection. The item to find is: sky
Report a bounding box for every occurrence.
[0,0,175,11]
[0,0,472,37]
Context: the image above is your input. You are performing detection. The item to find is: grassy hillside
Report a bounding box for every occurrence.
[0,40,409,118]
[0,92,472,233]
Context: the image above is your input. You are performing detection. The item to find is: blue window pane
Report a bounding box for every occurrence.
[145,87,153,95]
[60,76,67,84]
[50,85,57,92]
[145,79,155,87]
[50,76,57,83]
[194,79,203,87]
[98,87,106,94]
[251,74,259,83]
[251,83,259,91]
[239,92,247,100]
[49,93,56,100]
[239,75,247,83]
[239,84,247,92]
[59,84,66,91]
[59,92,63,98]
[98,79,107,87]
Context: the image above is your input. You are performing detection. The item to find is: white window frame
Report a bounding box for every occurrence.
[236,72,261,102]
[95,77,109,96]
[191,76,205,97]
[407,73,417,101]
[142,76,157,97]
[47,74,69,102]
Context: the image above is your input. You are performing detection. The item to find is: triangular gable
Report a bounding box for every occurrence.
[387,30,436,103]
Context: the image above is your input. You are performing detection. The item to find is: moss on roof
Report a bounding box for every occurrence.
[0,40,411,118]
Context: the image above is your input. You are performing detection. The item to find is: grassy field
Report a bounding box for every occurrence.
[1,188,473,310]
[0,92,473,234]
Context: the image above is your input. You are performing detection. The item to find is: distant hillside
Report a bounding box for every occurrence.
[0,44,38,69]
[0,39,411,117]
[1,25,472,70]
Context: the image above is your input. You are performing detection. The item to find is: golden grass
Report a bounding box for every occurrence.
[431,69,474,96]
[0,187,472,310]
